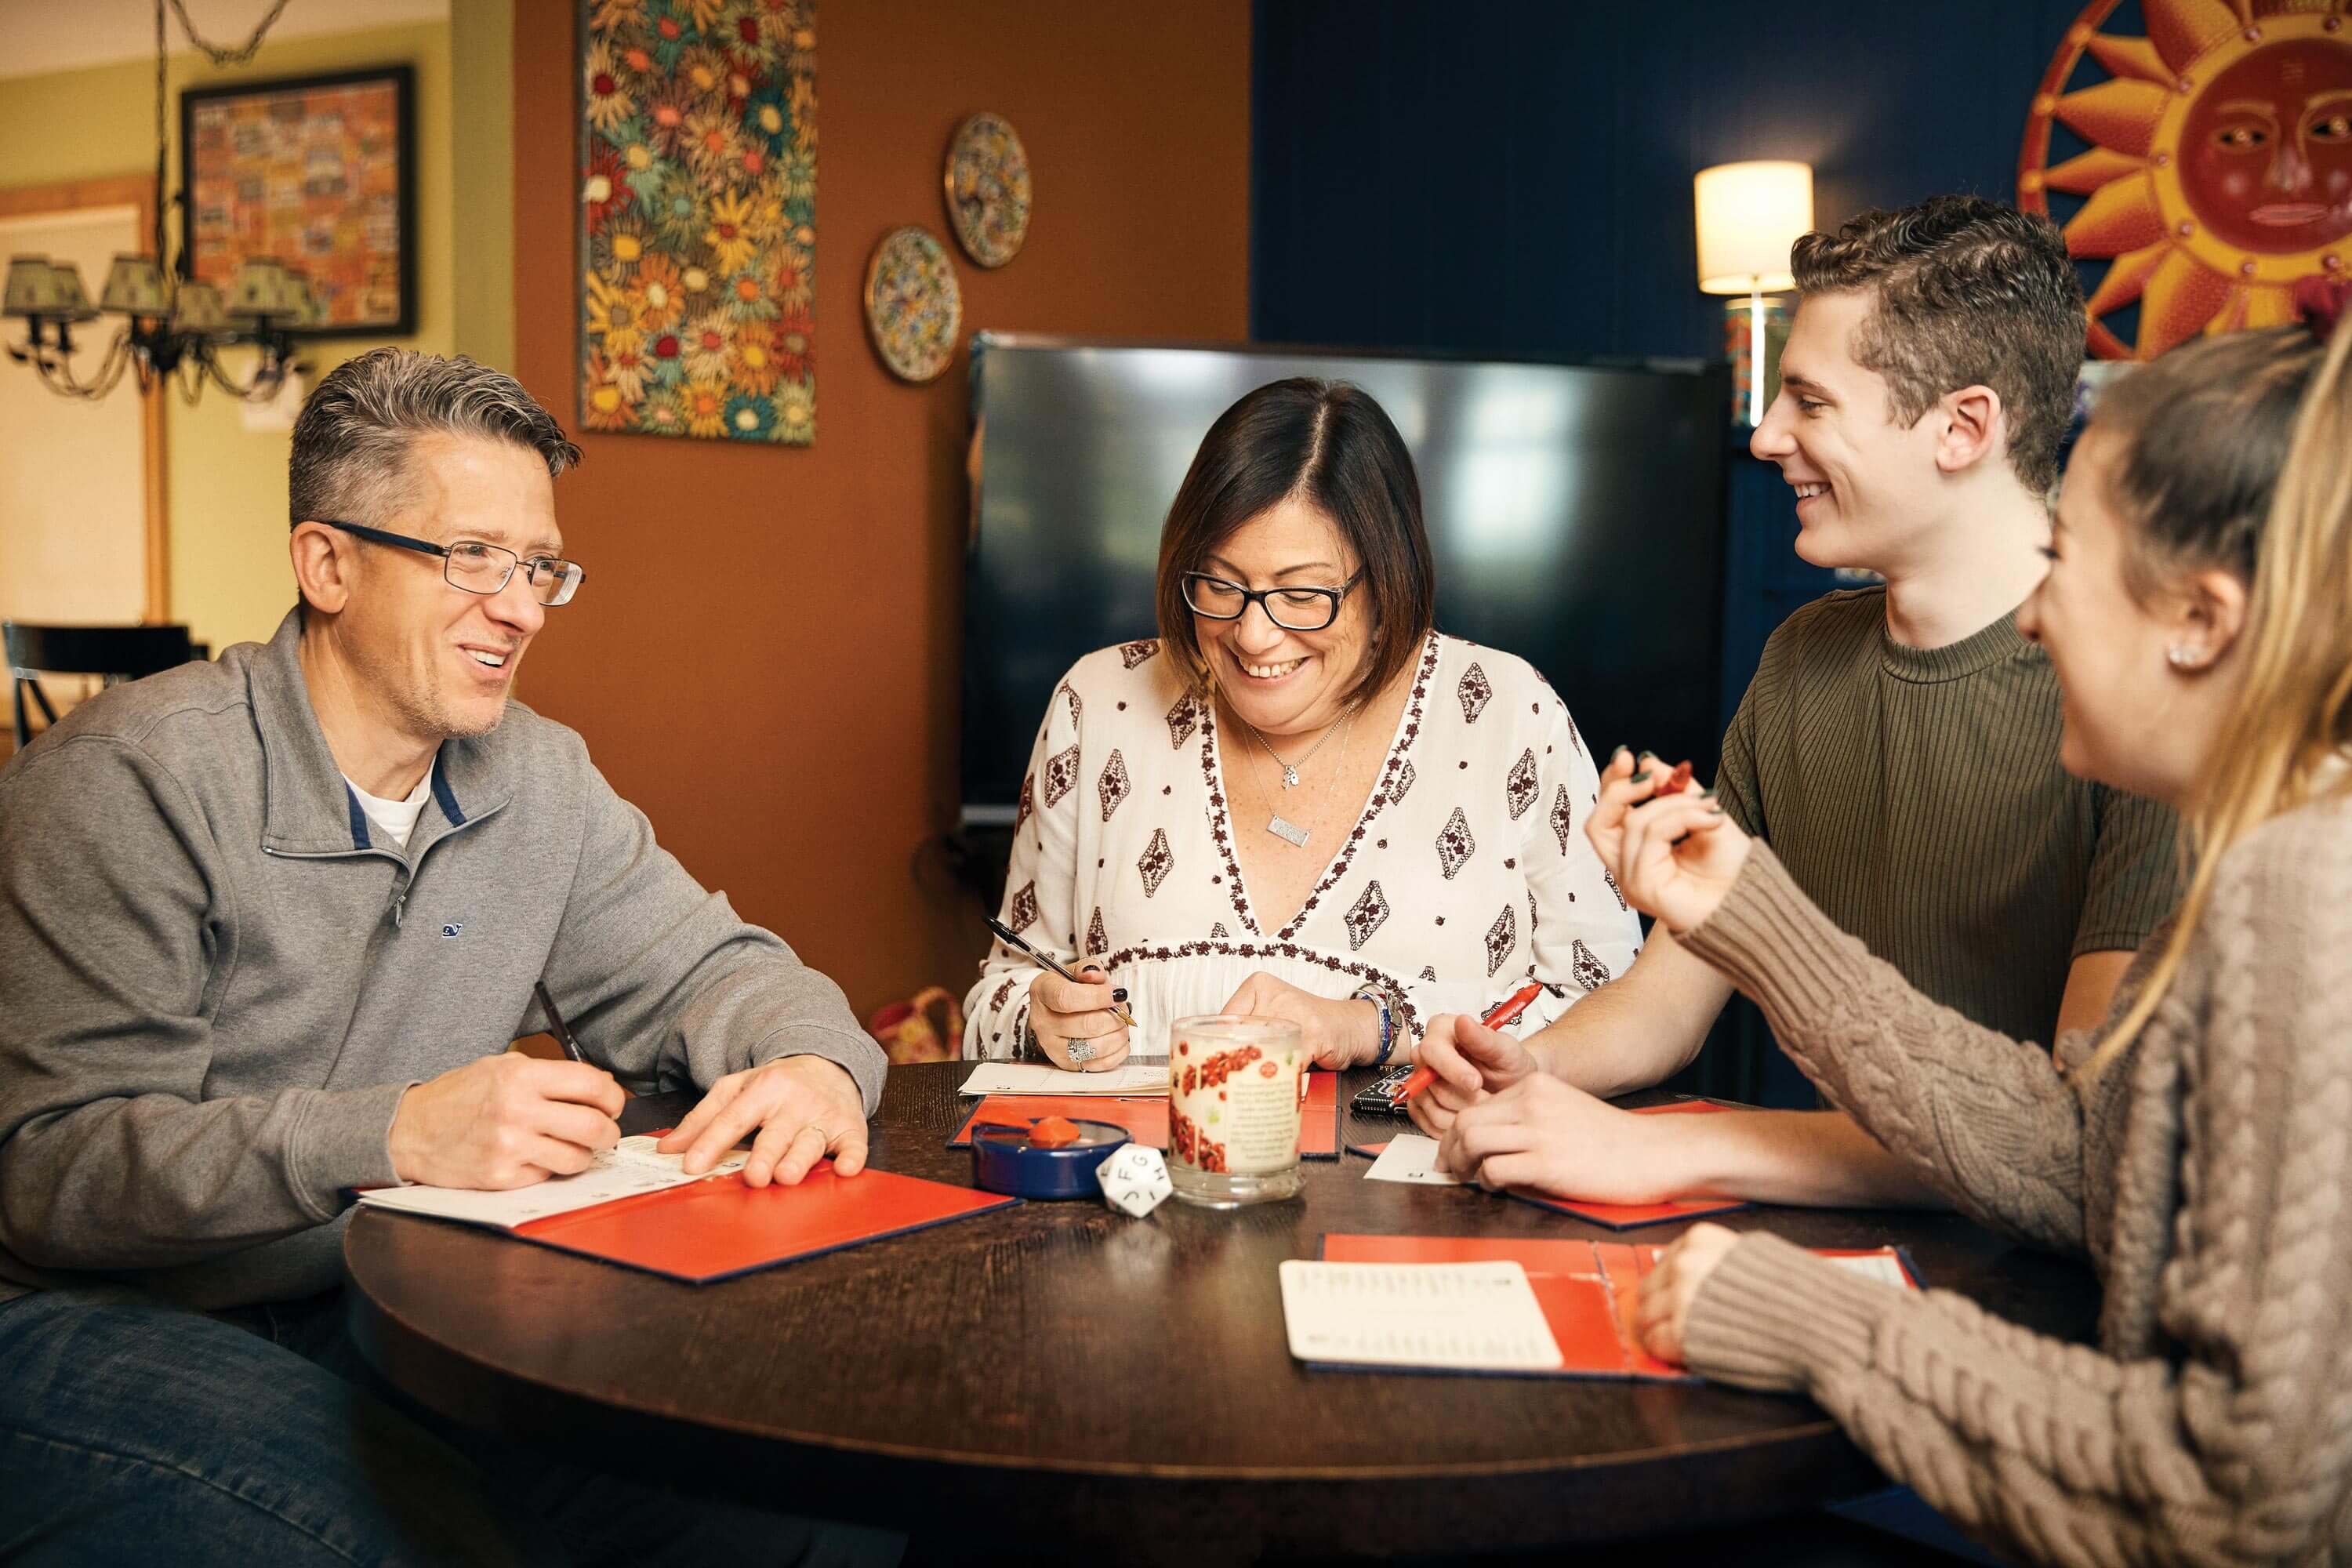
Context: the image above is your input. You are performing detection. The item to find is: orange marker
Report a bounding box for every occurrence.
[1656,760,1693,796]
[1394,983,1545,1105]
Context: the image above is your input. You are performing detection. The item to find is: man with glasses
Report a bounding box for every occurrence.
[0,349,896,1564]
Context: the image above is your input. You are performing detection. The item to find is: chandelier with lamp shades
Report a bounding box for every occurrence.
[3,0,314,404]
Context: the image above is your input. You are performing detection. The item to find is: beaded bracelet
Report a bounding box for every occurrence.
[1353,985,1396,1067]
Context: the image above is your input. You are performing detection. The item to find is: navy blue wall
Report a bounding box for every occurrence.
[1251,0,2112,1101]
[1253,0,2100,361]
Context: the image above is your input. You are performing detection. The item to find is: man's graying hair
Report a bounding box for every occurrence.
[1792,195,2084,496]
[289,348,581,531]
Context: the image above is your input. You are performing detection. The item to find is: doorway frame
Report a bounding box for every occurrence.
[0,175,169,623]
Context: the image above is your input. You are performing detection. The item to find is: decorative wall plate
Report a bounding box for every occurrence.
[943,111,1032,268]
[862,225,963,383]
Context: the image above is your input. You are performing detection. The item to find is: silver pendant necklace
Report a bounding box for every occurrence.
[1248,708,1352,791]
[1239,706,1356,848]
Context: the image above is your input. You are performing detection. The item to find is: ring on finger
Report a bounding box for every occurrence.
[1066,1038,1097,1066]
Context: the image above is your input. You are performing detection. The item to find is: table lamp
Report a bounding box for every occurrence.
[1694,160,1813,426]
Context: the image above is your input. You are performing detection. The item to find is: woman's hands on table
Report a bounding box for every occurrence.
[1027,963,1131,1072]
[1635,1222,1742,1365]
[1219,971,1381,1068]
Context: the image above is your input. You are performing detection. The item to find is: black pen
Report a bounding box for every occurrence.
[533,980,589,1064]
[982,916,1137,1029]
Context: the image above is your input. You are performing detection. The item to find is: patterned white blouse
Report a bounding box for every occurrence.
[961,631,1643,1062]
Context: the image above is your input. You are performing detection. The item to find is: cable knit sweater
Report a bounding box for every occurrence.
[1675,797,2352,1567]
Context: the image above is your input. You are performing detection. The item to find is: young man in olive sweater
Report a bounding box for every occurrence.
[1414,196,2176,1207]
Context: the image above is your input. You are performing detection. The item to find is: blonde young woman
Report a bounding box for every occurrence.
[1545,294,2351,1563]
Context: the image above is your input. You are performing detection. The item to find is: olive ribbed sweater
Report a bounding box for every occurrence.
[1716,589,2176,1044]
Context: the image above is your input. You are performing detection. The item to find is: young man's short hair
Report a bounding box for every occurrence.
[1792,195,2085,496]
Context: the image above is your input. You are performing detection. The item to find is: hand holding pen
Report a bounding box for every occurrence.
[1401,985,1552,1140]
[1394,983,1544,1108]
[1588,747,1748,937]
[985,916,1136,1073]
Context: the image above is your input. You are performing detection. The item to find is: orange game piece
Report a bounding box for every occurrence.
[1029,1116,1081,1148]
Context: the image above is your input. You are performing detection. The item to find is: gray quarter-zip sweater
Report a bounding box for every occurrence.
[0,608,884,1308]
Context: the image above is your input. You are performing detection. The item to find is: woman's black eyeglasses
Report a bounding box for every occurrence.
[1181,570,1361,632]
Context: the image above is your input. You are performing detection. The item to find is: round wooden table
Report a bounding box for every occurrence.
[344,1062,2098,1561]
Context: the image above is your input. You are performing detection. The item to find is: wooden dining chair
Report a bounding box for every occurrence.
[6,622,199,751]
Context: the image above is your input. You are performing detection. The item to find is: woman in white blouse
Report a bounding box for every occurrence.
[962,379,1641,1071]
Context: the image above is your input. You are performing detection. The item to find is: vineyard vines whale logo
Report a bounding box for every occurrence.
[440,921,466,938]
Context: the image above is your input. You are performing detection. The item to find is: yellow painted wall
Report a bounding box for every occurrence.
[0,12,514,655]
[451,0,516,376]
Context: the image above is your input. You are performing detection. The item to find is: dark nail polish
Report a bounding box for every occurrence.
[1112,987,1129,1002]
[1628,770,1652,786]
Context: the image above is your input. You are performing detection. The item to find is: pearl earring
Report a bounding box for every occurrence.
[2167,646,2197,669]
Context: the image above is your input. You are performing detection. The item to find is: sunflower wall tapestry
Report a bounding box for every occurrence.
[579,0,817,443]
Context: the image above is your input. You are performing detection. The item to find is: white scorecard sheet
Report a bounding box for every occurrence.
[1279,1259,1565,1372]
[957,1062,1171,1097]
[355,1135,747,1229]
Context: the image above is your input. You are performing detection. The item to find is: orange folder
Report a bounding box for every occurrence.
[1318,1233,1918,1380]
[508,1164,1017,1284]
[949,1071,1341,1159]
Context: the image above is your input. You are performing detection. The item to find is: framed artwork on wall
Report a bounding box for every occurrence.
[578,0,819,444]
[182,66,416,338]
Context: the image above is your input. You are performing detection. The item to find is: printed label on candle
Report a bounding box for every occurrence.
[1169,1034,1304,1176]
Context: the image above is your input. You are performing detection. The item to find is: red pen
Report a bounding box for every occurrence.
[1393,982,1545,1105]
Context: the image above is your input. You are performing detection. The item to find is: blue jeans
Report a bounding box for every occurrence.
[0,1286,902,1567]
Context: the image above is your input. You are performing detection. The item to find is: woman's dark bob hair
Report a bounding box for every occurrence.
[1154,378,1436,706]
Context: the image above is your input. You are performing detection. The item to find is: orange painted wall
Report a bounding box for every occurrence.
[509,0,1252,1016]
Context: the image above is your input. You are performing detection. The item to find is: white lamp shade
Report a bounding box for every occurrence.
[1695,161,1814,295]
[100,255,170,314]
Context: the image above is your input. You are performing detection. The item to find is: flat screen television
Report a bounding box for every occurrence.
[961,336,1730,826]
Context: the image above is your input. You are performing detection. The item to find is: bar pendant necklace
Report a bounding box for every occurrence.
[1250,709,1354,849]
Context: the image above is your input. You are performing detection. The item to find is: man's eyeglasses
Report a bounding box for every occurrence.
[316,520,586,607]
[1181,570,1361,633]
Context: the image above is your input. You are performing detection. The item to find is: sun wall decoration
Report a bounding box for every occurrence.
[579,0,817,443]
[2018,0,2352,359]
